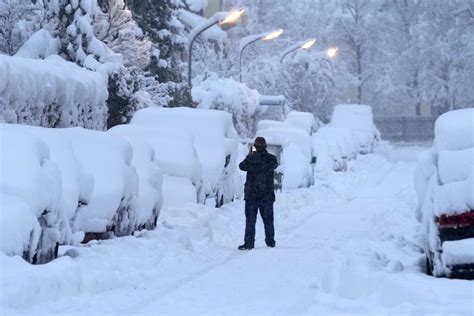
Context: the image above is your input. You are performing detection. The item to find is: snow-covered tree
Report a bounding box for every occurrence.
[0,0,43,55]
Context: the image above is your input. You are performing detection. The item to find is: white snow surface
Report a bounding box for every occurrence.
[1,146,473,315]
[178,9,226,43]
[442,238,474,266]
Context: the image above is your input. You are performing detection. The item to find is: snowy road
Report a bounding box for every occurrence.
[1,145,473,315]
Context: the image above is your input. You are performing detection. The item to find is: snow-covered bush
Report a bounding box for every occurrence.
[330,104,381,154]
[110,124,203,209]
[131,107,240,207]
[0,125,68,263]
[59,128,138,238]
[191,73,261,137]
[0,55,108,129]
[256,123,313,189]
[415,108,474,277]
[108,125,163,230]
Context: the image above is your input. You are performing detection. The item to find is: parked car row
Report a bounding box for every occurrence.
[252,105,381,186]
[0,107,241,264]
[414,108,474,279]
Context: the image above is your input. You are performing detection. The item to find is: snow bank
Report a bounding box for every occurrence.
[108,125,164,229]
[131,107,239,205]
[0,125,67,262]
[0,55,108,130]
[191,73,261,136]
[330,104,380,153]
[59,128,138,236]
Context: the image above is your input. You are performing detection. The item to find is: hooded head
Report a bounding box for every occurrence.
[254,137,267,151]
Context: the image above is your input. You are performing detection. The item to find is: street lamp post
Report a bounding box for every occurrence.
[279,38,316,63]
[238,28,284,82]
[187,8,245,88]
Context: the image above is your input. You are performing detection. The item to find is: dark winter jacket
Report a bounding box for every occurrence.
[239,150,278,202]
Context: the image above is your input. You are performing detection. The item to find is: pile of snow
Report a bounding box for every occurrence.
[330,104,380,154]
[191,73,261,137]
[285,111,319,135]
[59,128,138,236]
[0,125,67,263]
[312,126,359,179]
[414,108,474,276]
[131,107,240,207]
[256,123,313,189]
[0,55,108,130]
[108,125,164,230]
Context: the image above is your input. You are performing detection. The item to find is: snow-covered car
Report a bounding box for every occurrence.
[59,128,138,242]
[330,104,381,154]
[0,125,68,263]
[312,126,358,176]
[415,109,474,278]
[256,122,313,189]
[285,111,320,135]
[3,124,94,240]
[108,125,164,230]
[131,107,239,208]
[110,124,203,209]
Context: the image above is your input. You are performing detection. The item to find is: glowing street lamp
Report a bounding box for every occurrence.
[279,38,316,63]
[326,47,339,58]
[187,8,245,88]
[239,28,284,82]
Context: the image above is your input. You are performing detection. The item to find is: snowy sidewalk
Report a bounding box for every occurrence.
[1,146,473,315]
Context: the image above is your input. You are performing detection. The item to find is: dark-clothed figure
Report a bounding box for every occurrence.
[238,137,278,250]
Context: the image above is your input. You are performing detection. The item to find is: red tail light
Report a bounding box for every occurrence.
[437,211,474,229]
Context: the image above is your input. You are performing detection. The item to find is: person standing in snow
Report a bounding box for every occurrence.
[238,137,278,250]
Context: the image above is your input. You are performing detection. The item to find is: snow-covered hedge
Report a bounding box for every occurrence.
[0,125,68,263]
[415,108,474,277]
[108,125,164,230]
[0,55,108,130]
[191,74,261,137]
[131,107,240,207]
[330,104,380,154]
[59,128,138,237]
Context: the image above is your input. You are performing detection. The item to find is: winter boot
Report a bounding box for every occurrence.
[238,244,254,250]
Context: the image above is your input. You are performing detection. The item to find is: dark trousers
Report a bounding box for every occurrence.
[244,200,275,247]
